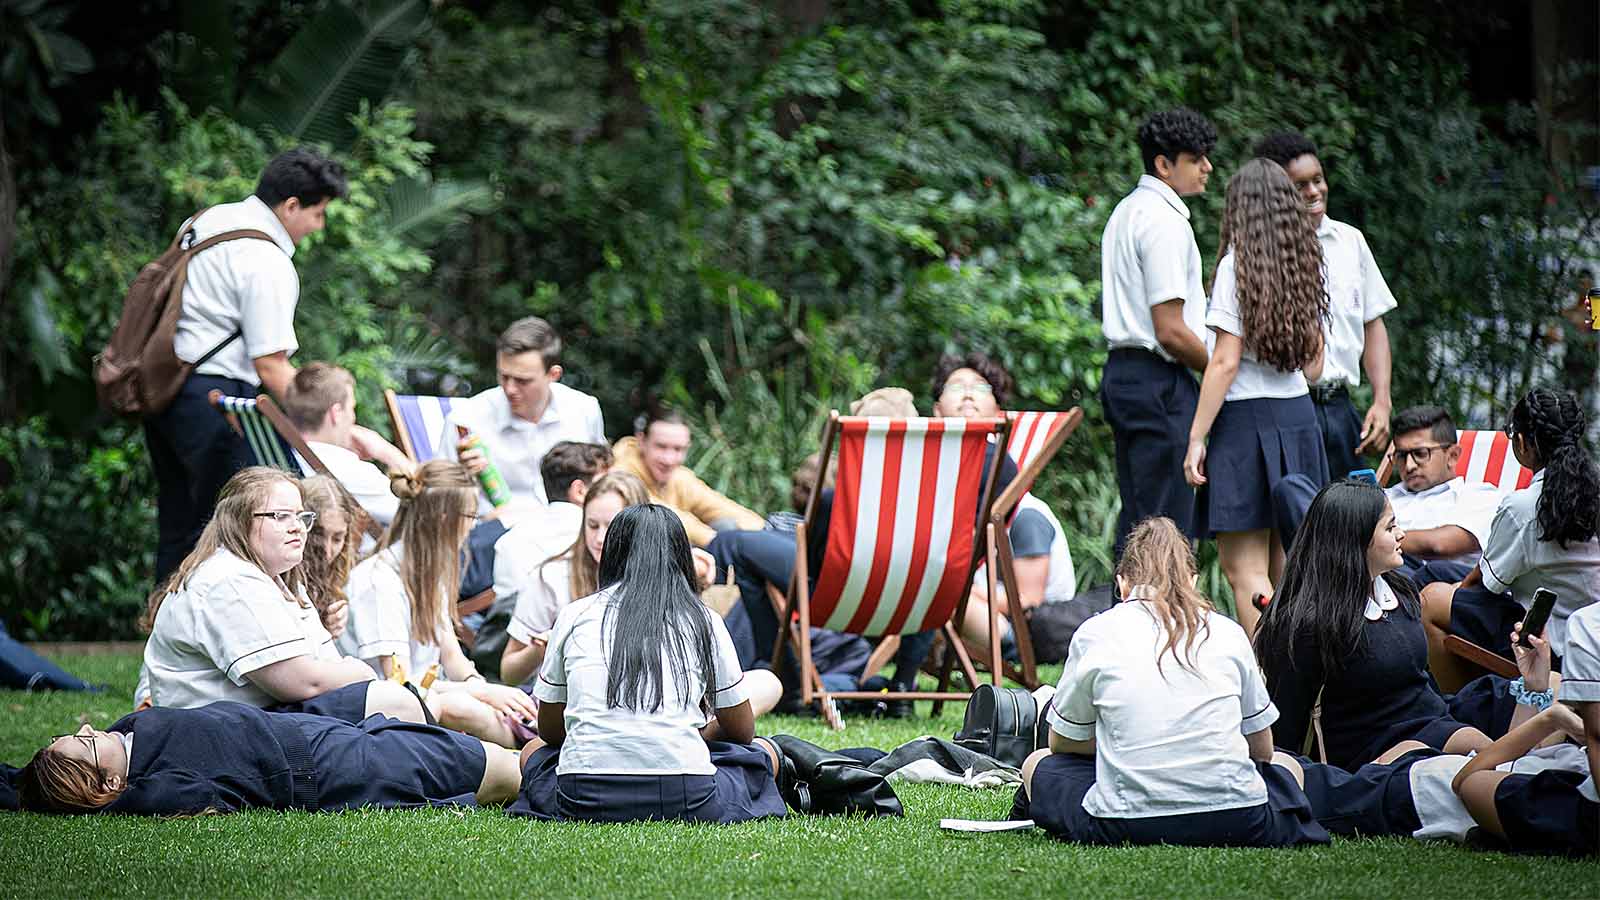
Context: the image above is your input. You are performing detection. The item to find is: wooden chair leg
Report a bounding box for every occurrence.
[861,635,901,683]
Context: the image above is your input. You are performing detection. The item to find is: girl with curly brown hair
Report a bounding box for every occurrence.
[1184,158,1330,636]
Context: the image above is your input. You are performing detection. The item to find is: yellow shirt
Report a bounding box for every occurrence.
[611,436,766,546]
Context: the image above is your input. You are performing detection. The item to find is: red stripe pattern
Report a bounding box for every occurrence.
[1004,410,1070,502]
[810,416,1002,637]
[1455,430,1534,492]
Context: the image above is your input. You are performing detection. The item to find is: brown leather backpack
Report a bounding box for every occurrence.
[93,208,277,417]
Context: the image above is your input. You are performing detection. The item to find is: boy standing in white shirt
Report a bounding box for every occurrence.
[1255,132,1397,479]
[145,149,347,582]
[1099,108,1215,559]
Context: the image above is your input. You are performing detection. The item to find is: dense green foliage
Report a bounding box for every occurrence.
[6,651,1600,899]
[0,0,1593,637]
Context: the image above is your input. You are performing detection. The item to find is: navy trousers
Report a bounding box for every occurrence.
[1101,349,1199,560]
[1312,390,1365,481]
[144,374,255,583]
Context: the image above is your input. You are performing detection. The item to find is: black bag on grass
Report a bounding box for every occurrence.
[771,734,903,817]
[953,684,1047,768]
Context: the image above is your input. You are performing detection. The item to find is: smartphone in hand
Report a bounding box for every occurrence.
[1517,588,1558,648]
[1348,468,1379,485]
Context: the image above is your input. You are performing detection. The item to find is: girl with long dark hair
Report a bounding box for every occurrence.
[513,504,789,823]
[1018,517,1327,847]
[1185,158,1330,636]
[1256,481,1492,770]
[1422,387,1600,690]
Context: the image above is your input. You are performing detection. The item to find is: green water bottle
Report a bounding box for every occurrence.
[455,425,512,507]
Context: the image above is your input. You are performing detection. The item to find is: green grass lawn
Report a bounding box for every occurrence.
[3,652,1595,898]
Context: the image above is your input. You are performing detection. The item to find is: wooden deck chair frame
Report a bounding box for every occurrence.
[1374,429,1533,679]
[209,389,384,541]
[770,412,1012,729]
[973,407,1085,690]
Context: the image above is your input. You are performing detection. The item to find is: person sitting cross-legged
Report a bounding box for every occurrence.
[612,408,766,548]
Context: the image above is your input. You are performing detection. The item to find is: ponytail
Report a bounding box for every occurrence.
[1118,516,1212,676]
[1512,388,1599,548]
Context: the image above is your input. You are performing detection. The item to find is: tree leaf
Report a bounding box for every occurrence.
[238,0,430,146]
[380,175,493,243]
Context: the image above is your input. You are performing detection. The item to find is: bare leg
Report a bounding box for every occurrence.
[363,680,426,722]
[1373,739,1430,765]
[1268,530,1286,587]
[431,692,518,748]
[744,669,784,718]
[1442,726,1493,755]
[1456,769,1510,838]
[1269,750,1305,788]
[1218,529,1273,637]
[752,736,782,783]
[1020,747,1052,799]
[475,743,523,805]
[1421,582,1475,692]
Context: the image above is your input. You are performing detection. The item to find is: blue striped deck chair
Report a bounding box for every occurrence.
[383,389,460,463]
[207,390,322,476]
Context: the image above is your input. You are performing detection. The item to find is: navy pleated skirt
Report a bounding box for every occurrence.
[1025,752,1329,847]
[1202,395,1328,535]
[1447,586,1526,662]
[293,713,486,809]
[1494,769,1599,856]
[1446,674,1518,740]
[267,681,370,723]
[508,741,786,823]
[1295,748,1438,838]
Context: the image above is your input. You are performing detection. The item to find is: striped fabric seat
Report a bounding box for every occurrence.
[383,391,458,462]
[210,393,302,474]
[1454,429,1534,493]
[810,416,1003,637]
[1005,410,1075,475]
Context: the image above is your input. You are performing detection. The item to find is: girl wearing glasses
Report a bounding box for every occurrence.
[140,467,423,723]
[340,460,539,748]
[1422,387,1600,691]
[1184,159,1331,638]
[14,701,522,815]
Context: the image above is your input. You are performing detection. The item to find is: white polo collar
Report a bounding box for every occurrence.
[490,385,566,432]
[1136,174,1191,220]
[243,195,298,257]
[1394,477,1459,501]
[1364,577,1399,621]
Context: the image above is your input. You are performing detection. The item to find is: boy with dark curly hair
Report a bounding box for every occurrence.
[1100,108,1217,559]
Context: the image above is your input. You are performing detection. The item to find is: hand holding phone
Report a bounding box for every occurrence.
[1587,288,1600,332]
[1517,588,1558,648]
[1348,468,1378,485]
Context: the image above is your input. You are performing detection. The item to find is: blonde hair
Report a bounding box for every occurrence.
[1117,517,1212,676]
[545,470,650,600]
[299,474,367,624]
[142,467,307,632]
[281,361,355,432]
[380,460,477,644]
[19,748,125,813]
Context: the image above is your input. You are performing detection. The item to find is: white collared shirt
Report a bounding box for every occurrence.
[144,549,338,709]
[1478,471,1600,655]
[338,543,450,677]
[439,383,606,510]
[1047,601,1278,818]
[532,588,749,776]
[1100,175,1209,361]
[1363,577,1400,620]
[175,196,301,386]
[1313,218,1397,388]
[1205,254,1309,401]
[494,503,583,642]
[1559,604,1600,802]
[1384,476,1501,566]
[1409,742,1595,840]
[297,440,399,526]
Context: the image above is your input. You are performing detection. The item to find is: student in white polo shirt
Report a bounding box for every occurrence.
[283,361,414,527]
[1017,517,1328,847]
[145,149,347,583]
[442,316,607,509]
[1099,108,1215,560]
[1423,388,1600,691]
[141,467,423,724]
[1255,132,1397,480]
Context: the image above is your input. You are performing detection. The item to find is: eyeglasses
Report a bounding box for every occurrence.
[253,510,317,529]
[940,382,994,399]
[1390,444,1450,466]
[51,730,105,787]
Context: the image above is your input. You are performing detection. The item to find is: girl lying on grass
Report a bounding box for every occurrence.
[140,467,423,724]
[1016,516,1329,847]
[338,460,539,748]
[14,701,521,815]
[512,504,881,823]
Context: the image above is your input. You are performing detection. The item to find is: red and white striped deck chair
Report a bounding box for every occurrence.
[969,408,1084,688]
[1378,428,1534,677]
[771,412,1011,729]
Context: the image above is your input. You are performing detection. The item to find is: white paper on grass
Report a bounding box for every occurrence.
[939,819,1036,833]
